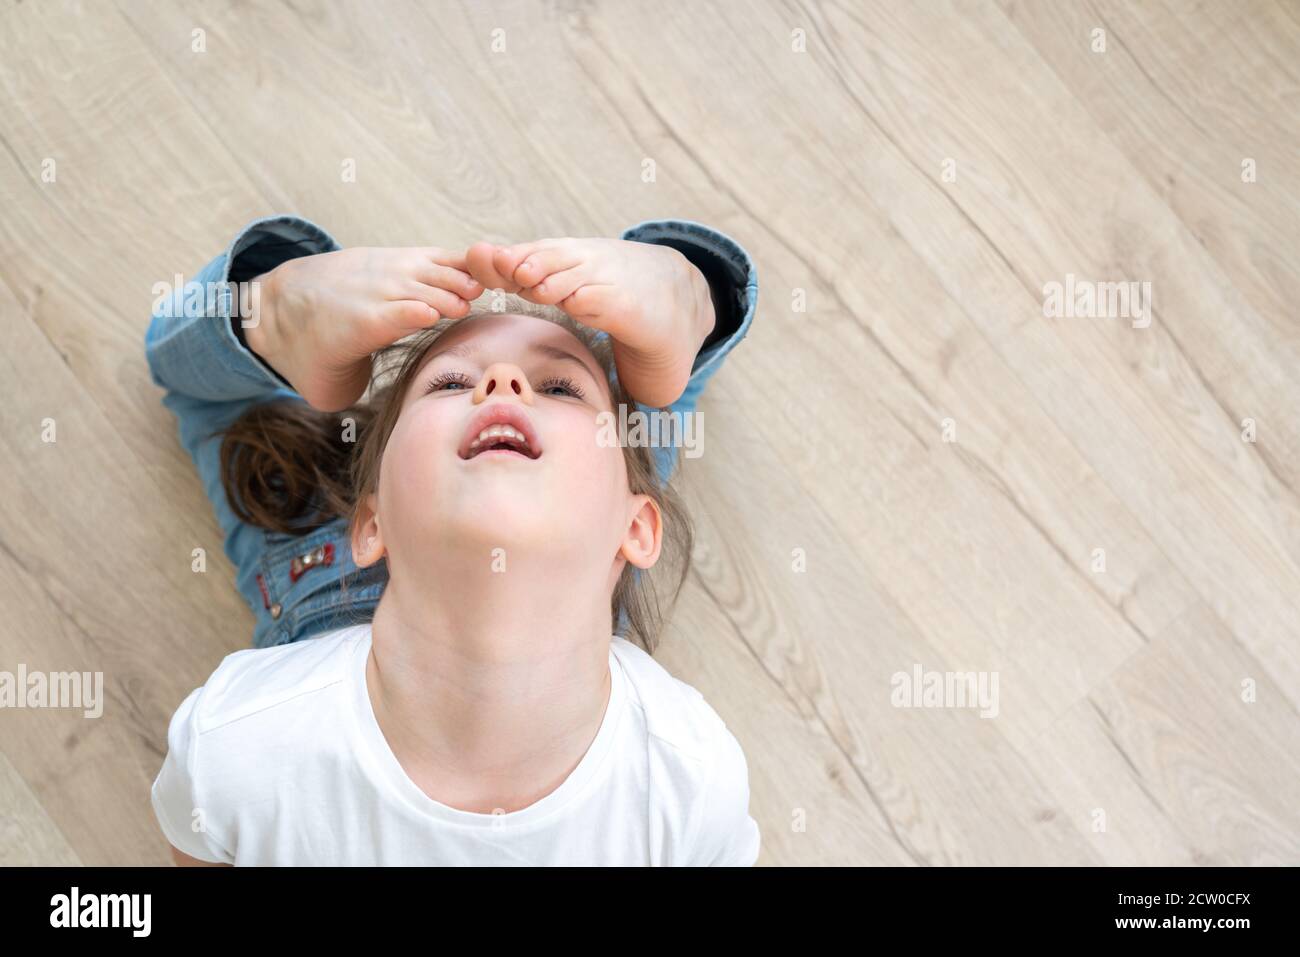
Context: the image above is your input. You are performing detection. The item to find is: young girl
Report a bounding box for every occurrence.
[146,215,760,866]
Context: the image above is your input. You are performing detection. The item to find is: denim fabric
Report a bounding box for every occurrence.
[144,215,758,649]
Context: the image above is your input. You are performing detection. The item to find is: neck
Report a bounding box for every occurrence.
[365,552,617,815]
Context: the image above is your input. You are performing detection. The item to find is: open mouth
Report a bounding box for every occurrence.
[465,424,538,459]
[458,405,542,460]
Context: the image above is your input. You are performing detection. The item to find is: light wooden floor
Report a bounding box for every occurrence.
[1,0,1297,866]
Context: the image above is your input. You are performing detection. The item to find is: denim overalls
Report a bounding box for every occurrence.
[144,215,757,649]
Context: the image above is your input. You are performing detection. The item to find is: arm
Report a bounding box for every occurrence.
[151,688,236,865]
[688,721,762,867]
[171,846,232,867]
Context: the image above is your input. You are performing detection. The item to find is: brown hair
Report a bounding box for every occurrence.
[218,294,693,654]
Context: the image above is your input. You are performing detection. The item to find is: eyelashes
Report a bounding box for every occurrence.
[424,371,473,393]
[538,375,586,399]
[424,370,587,400]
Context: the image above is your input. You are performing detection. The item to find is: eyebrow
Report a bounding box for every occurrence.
[432,340,606,386]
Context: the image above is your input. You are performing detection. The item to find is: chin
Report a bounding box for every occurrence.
[434,481,579,551]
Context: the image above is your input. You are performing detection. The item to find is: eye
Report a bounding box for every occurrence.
[425,371,473,393]
[538,375,585,399]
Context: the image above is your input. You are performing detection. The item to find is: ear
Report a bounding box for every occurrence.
[350,492,387,567]
[619,494,662,570]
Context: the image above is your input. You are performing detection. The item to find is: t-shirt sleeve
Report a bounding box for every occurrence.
[689,722,761,866]
[150,686,233,864]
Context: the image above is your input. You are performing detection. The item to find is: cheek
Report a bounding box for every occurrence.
[558,412,630,498]
[375,405,455,510]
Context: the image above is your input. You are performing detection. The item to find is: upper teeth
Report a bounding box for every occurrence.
[469,424,528,452]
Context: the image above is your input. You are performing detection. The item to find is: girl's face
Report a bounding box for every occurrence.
[353,313,660,587]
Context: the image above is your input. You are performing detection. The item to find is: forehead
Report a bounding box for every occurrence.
[411,312,608,390]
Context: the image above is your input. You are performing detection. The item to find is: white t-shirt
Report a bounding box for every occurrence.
[151,624,760,866]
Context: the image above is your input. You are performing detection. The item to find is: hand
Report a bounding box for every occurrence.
[464,238,715,407]
[244,247,483,411]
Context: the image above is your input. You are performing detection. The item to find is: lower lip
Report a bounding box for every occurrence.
[465,448,535,460]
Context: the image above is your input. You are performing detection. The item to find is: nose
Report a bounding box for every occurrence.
[473,362,535,405]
